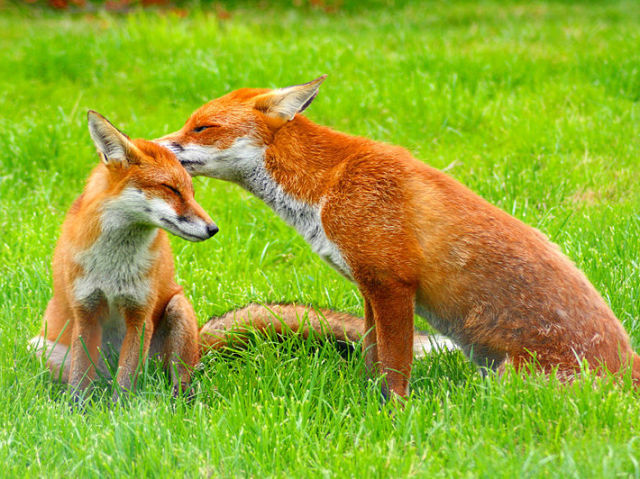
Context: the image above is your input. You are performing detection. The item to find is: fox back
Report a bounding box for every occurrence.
[159,77,640,397]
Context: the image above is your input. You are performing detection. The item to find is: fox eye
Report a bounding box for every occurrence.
[161,183,182,198]
[192,125,219,133]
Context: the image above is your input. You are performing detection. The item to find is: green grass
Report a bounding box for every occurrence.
[1,1,640,477]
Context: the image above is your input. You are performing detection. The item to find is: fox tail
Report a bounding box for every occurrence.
[199,303,458,357]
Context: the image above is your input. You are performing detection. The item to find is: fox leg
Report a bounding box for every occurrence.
[69,303,105,395]
[115,307,153,398]
[152,293,200,396]
[360,282,415,399]
[363,299,379,375]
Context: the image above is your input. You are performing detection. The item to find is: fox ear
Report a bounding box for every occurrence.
[254,75,326,122]
[87,110,139,167]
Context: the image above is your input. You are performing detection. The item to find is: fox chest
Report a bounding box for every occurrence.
[302,208,352,279]
[72,230,158,308]
[260,186,352,278]
[240,161,352,278]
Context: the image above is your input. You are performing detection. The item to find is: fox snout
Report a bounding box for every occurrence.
[154,135,182,153]
[147,192,218,243]
[155,138,208,176]
[167,141,183,153]
[177,199,218,241]
[170,215,218,242]
[206,223,219,237]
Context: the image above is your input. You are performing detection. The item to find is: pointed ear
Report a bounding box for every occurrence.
[254,75,326,122]
[87,110,139,167]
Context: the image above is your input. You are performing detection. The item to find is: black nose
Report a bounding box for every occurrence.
[206,223,219,237]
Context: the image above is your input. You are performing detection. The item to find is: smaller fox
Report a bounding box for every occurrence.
[31,111,218,400]
[159,76,640,398]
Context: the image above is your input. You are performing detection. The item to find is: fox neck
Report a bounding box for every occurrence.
[241,116,355,205]
[73,202,160,307]
[236,116,354,279]
[98,203,158,250]
[88,186,161,277]
[73,225,159,309]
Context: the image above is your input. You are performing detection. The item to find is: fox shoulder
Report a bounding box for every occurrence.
[67,193,85,216]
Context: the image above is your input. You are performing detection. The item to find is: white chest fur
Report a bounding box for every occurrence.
[73,224,159,307]
[242,161,353,279]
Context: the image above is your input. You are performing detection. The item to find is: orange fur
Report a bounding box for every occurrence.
[33,112,217,401]
[32,111,455,402]
[160,77,640,397]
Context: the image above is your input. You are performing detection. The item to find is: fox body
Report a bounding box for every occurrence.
[31,113,450,399]
[31,111,218,399]
[159,76,640,397]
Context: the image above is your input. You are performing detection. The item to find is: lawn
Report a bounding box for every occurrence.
[1,1,640,477]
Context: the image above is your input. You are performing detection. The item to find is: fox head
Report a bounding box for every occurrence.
[157,75,326,180]
[88,111,218,241]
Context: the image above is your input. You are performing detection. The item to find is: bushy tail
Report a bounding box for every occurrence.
[199,303,458,356]
[28,336,70,383]
[199,303,362,352]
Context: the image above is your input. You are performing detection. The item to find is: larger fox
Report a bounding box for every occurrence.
[160,75,640,398]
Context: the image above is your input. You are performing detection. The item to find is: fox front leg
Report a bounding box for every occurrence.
[68,302,106,404]
[152,293,200,398]
[359,282,416,400]
[113,307,153,401]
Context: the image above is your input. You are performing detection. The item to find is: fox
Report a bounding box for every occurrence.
[30,111,219,400]
[158,75,640,398]
[29,111,452,399]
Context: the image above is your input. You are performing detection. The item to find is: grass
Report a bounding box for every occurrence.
[1,0,640,477]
